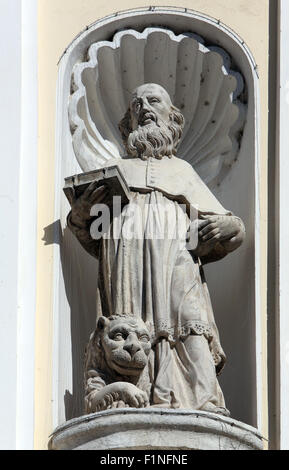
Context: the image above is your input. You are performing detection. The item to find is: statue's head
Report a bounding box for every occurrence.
[119,83,185,160]
[88,315,152,377]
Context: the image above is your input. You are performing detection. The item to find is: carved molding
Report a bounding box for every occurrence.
[49,409,264,450]
[69,27,246,187]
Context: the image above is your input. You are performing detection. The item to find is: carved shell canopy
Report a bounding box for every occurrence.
[69,27,246,187]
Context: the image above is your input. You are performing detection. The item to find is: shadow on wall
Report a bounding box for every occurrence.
[43,220,97,419]
[204,121,256,426]
[206,233,256,425]
[42,220,61,246]
[60,226,98,420]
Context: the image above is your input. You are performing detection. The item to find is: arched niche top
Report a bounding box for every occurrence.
[58,7,259,188]
[59,7,258,74]
[58,8,259,189]
[69,27,247,187]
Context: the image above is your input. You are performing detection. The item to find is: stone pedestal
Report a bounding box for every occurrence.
[48,409,264,450]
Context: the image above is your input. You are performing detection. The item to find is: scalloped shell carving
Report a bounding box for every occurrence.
[69,27,246,187]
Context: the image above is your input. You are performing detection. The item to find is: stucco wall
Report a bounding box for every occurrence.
[36,0,269,450]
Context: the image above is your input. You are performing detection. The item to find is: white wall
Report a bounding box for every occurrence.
[0,0,38,450]
[0,0,21,448]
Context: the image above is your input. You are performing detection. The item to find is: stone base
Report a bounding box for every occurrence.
[48,409,264,450]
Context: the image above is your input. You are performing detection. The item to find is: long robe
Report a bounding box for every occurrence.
[68,156,231,411]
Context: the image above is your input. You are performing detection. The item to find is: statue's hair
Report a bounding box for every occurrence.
[118,105,185,159]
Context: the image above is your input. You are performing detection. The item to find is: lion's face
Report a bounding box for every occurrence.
[98,316,151,377]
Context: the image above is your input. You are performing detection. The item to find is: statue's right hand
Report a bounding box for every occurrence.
[70,182,110,226]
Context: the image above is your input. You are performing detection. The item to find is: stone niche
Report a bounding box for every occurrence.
[50,7,263,450]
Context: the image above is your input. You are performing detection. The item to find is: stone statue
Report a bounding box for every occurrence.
[67,83,245,416]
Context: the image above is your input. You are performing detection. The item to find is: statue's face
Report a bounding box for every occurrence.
[119,82,184,160]
[130,83,172,131]
[99,316,151,376]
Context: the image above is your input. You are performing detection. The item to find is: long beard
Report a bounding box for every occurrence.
[126,122,176,160]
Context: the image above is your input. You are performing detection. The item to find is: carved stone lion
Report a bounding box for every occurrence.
[84,315,153,413]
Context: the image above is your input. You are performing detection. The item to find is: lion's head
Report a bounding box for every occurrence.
[85,315,152,385]
[97,315,151,376]
[84,315,153,413]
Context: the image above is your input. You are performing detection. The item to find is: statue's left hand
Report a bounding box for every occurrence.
[198,215,240,244]
[190,215,245,261]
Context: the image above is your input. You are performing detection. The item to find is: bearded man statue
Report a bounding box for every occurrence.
[67,83,246,415]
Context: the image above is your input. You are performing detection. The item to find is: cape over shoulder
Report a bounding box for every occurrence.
[103,156,230,216]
